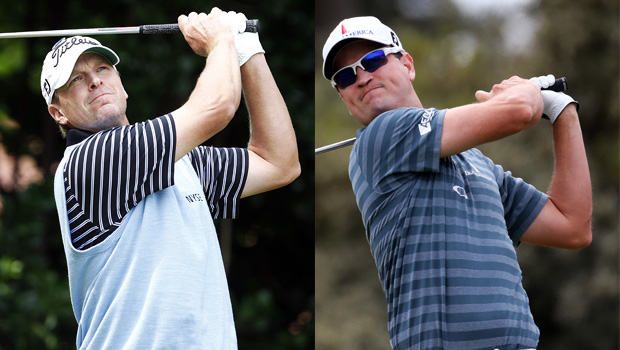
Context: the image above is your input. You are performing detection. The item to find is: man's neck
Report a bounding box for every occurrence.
[66,128,94,146]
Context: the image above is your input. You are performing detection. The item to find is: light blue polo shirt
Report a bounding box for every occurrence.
[54,114,248,349]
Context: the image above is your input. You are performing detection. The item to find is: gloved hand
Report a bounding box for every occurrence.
[530,74,578,124]
[529,74,556,90]
[540,91,579,124]
[222,11,264,66]
[219,11,245,34]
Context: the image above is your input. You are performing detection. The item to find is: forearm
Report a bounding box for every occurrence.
[172,41,241,161]
[547,104,592,235]
[241,54,299,175]
[441,79,543,158]
[189,42,241,121]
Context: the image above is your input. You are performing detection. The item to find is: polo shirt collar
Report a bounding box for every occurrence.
[66,129,94,147]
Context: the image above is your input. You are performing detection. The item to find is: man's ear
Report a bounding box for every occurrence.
[48,104,69,126]
[402,52,416,82]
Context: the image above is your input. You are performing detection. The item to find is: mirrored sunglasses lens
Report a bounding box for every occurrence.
[332,50,390,89]
[361,51,388,73]
[334,68,357,89]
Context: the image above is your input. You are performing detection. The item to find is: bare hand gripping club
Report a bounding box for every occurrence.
[0,20,260,39]
[315,77,569,155]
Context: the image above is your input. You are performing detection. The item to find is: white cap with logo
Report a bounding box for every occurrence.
[322,16,403,80]
[40,36,120,105]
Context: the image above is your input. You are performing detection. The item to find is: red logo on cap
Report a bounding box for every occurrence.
[341,25,348,35]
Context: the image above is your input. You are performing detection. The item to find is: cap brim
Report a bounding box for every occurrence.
[323,38,359,80]
[85,47,120,66]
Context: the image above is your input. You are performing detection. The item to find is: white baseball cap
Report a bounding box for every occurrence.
[322,16,403,80]
[41,36,120,105]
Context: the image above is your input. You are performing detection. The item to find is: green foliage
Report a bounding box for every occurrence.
[0,180,75,350]
[236,290,314,350]
[0,41,26,78]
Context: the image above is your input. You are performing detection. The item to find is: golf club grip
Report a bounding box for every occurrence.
[244,19,260,33]
[542,77,567,92]
[140,20,259,34]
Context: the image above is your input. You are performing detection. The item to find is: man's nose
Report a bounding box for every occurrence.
[88,74,102,90]
[355,66,372,86]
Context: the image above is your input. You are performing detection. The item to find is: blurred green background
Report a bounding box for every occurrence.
[0,0,314,349]
[315,0,619,349]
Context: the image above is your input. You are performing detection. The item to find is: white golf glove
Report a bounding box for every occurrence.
[530,74,578,124]
[530,74,556,90]
[540,91,579,124]
[222,11,264,66]
[220,11,247,35]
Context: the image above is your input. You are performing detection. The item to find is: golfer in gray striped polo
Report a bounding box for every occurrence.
[321,16,591,350]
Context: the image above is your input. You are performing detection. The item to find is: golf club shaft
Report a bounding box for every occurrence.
[315,138,357,155]
[315,77,568,155]
[0,20,259,39]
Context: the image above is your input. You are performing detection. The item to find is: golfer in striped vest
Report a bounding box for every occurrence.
[42,8,299,349]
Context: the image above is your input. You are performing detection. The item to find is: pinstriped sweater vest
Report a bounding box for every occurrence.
[54,124,238,349]
[55,153,237,349]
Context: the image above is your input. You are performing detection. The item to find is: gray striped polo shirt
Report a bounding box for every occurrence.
[349,107,547,350]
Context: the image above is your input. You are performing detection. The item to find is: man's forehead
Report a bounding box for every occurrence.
[56,52,115,92]
[76,52,112,64]
[70,52,112,72]
[333,40,386,68]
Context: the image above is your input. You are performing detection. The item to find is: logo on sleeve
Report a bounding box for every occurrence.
[418,108,436,136]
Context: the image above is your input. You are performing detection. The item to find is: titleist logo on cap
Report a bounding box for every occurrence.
[51,37,100,68]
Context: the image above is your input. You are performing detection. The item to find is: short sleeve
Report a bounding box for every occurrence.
[187,147,249,219]
[63,114,176,250]
[493,163,548,244]
[352,107,445,193]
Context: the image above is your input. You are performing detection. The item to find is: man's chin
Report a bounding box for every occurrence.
[89,112,128,132]
[360,107,392,125]
[353,112,377,127]
[349,99,395,125]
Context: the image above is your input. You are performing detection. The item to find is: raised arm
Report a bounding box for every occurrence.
[441,75,592,248]
[172,9,242,162]
[521,103,592,249]
[239,54,301,198]
[439,76,544,158]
